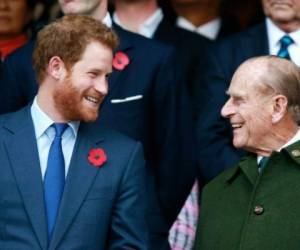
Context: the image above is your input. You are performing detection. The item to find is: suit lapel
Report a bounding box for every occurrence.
[242,22,269,58]
[3,107,48,250]
[105,23,134,102]
[153,17,176,43]
[49,123,104,250]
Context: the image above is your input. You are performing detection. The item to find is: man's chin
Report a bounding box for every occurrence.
[81,111,99,122]
[232,139,244,149]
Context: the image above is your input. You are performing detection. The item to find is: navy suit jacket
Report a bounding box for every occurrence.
[0,24,196,249]
[0,106,147,250]
[153,17,211,119]
[197,22,268,182]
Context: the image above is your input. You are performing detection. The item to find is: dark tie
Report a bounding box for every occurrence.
[44,123,68,240]
[258,156,269,173]
[277,35,294,60]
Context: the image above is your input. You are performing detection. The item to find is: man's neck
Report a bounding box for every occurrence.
[37,85,67,123]
[251,117,299,157]
[89,0,108,22]
[173,3,219,27]
[114,0,158,32]
[273,20,300,34]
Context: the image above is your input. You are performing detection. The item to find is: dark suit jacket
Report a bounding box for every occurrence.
[0,24,196,249]
[195,141,300,249]
[0,106,147,250]
[196,22,269,182]
[153,17,211,119]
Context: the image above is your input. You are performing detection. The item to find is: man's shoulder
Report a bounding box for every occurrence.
[80,122,141,149]
[0,106,31,136]
[5,39,35,62]
[205,22,267,74]
[203,159,244,194]
[113,23,174,54]
[211,22,266,56]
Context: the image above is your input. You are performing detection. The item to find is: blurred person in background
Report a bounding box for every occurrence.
[160,0,263,40]
[0,0,38,61]
[111,0,211,114]
[111,1,210,249]
[169,0,239,40]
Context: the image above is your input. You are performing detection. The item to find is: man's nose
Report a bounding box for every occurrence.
[221,98,235,118]
[94,78,108,96]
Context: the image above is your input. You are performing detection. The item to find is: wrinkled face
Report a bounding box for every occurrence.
[59,0,101,15]
[221,69,273,153]
[262,0,300,28]
[0,0,31,39]
[54,41,112,122]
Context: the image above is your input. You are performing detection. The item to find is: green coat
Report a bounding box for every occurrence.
[195,140,300,250]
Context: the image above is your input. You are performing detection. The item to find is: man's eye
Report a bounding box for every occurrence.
[88,72,97,78]
[233,97,243,105]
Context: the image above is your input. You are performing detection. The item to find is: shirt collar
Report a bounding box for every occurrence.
[102,12,112,28]
[266,18,300,51]
[226,128,300,183]
[176,16,221,40]
[113,8,163,38]
[30,97,80,139]
[256,128,300,163]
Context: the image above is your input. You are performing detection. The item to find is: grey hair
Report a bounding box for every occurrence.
[246,56,300,122]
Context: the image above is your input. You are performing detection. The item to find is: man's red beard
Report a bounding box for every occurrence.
[53,76,105,122]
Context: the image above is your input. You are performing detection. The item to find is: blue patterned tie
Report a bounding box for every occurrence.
[44,123,68,240]
[277,35,294,60]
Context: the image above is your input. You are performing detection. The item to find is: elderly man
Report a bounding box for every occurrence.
[197,0,300,182]
[195,56,300,249]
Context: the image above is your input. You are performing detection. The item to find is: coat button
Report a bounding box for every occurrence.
[292,149,300,157]
[254,205,264,215]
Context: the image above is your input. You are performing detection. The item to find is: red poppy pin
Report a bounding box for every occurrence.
[112,51,130,71]
[88,148,107,168]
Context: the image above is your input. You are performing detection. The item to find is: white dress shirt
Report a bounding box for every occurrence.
[113,8,163,38]
[31,97,79,179]
[266,18,300,66]
[176,16,221,40]
[102,12,112,28]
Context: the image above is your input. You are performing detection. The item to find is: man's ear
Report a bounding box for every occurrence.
[272,94,288,123]
[47,56,67,80]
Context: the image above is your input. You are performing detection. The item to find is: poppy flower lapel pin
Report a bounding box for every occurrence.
[112,51,130,71]
[88,148,107,168]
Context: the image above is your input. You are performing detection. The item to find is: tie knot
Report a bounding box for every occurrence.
[280,35,294,48]
[53,123,68,138]
[258,156,269,172]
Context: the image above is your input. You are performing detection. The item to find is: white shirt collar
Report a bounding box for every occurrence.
[176,16,221,40]
[113,8,163,38]
[266,18,288,52]
[257,128,300,163]
[30,97,79,139]
[102,12,112,28]
[266,18,300,66]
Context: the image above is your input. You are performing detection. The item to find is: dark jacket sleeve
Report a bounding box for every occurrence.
[196,45,246,182]
[151,47,197,225]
